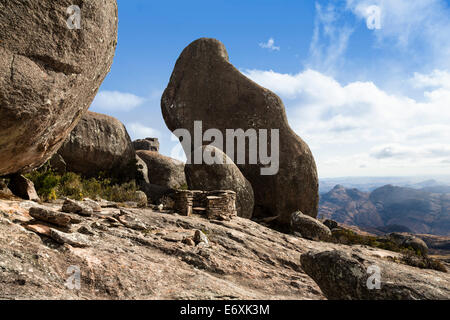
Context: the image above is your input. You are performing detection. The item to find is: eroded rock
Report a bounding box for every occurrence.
[62,198,93,217]
[136,150,186,189]
[58,111,135,180]
[185,146,254,219]
[133,138,160,152]
[291,211,331,241]
[29,207,72,227]
[8,175,40,202]
[0,0,118,176]
[49,228,91,248]
[301,249,450,300]
[161,38,319,226]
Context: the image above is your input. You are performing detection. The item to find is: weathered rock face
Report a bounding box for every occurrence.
[135,155,150,185]
[291,211,331,241]
[301,249,450,300]
[0,0,118,176]
[161,38,319,225]
[185,146,254,219]
[0,179,13,199]
[1,197,449,300]
[136,150,186,189]
[0,198,326,300]
[58,111,136,180]
[133,138,160,152]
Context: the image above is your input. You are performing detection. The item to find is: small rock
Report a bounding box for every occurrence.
[83,198,102,212]
[117,214,147,231]
[163,233,185,242]
[403,237,428,256]
[78,225,96,236]
[96,198,119,208]
[91,222,108,231]
[183,237,196,246]
[62,199,94,216]
[29,207,72,227]
[194,230,209,246]
[291,211,331,241]
[8,175,40,202]
[135,191,148,208]
[323,219,339,230]
[49,228,91,248]
[25,224,51,237]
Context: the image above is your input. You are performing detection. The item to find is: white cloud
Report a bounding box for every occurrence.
[346,0,450,68]
[259,38,280,51]
[412,70,450,89]
[92,91,146,112]
[308,3,354,73]
[127,122,161,140]
[244,68,450,177]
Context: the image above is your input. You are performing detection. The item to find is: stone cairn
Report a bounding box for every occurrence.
[173,190,237,221]
[174,191,193,216]
[206,191,237,221]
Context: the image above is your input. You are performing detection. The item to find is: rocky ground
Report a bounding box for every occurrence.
[1,198,449,300]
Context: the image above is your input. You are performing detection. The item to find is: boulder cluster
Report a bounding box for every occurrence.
[1,2,448,300]
[1,33,321,231]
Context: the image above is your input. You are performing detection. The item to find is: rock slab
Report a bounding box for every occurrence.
[301,249,450,300]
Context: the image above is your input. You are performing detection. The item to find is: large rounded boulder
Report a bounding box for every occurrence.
[0,0,118,176]
[185,145,255,219]
[291,211,331,241]
[136,150,186,189]
[58,111,135,180]
[161,38,319,226]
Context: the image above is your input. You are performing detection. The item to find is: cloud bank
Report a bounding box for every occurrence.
[244,68,450,177]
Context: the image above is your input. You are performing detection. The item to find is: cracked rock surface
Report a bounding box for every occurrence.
[1,198,448,300]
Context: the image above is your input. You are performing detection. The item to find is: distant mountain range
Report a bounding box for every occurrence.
[319,184,450,236]
[319,176,450,194]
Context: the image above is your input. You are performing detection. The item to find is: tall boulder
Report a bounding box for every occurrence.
[161,38,319,225]
[185,145,254,219]
[58,111,136,180]
[0,0,118,176]
[136,150,186,189]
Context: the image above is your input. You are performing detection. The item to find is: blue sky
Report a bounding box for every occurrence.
[91,0,450,178]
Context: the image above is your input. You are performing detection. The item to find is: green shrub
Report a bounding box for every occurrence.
[330,227,446,273]
[25,163,141,203]
[402,251,447,273]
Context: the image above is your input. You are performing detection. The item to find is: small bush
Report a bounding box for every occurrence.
[25,163,141,203]
[331,228,447,273]
[402,251,447,273]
